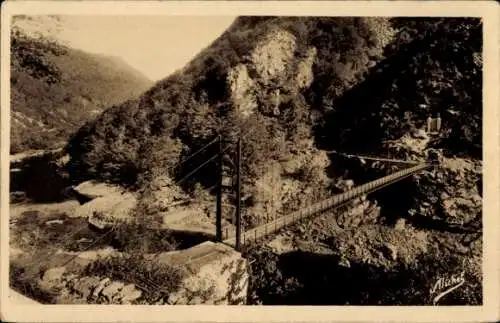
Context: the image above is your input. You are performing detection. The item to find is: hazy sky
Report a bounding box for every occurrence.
[32,16,237,81]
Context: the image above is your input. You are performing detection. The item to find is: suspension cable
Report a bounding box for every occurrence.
[178,136,219,167]
[173,116,259,187]
[326,150,419,165]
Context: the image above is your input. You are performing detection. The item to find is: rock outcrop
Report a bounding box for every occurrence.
[67,276,143,304]
[411,155,482,225]
[68,181,138,228]
[155,241,249,305]
[36,266,143,304]
[227,28,316,118]
[73,181,124,199]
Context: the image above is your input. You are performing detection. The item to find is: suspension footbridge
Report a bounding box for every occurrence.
[167,130,439,251]
[222,162,433,248]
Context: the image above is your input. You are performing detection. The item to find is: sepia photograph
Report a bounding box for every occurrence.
[1,1,499,322]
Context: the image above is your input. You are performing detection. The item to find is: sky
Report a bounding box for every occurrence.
[17,15,237,81]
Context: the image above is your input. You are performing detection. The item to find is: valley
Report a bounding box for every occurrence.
[8,16,483,306]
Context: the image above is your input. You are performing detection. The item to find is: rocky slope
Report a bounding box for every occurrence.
[10,17,152,153]
[244,129,482,305]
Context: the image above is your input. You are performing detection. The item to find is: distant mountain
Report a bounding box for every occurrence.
[10,27,152,153]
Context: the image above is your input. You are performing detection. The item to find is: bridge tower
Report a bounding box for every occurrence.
[235,138,242,251]
[216,135,223,241]
[215,136,242,250]
[426,114,442,135]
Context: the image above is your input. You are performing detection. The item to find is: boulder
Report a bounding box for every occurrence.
[382,243,398,261]
[395,218,406,231]
[188,296,204,305]
[267,235,295,254]
[338,257,351,268]
[101,281,125,301]
[51,275,143,304]
[76,238,93,244]
[92,278,110,298]
[118,284,142,304]
[55,154,70,168]
[45,219,64,225]
[157,241,249,305]
[413,128,429,140]
[42,267,66,284]
[71,276,101,300]
[73,192,137,227]
[73,181,124,199]
[78,247,118,260]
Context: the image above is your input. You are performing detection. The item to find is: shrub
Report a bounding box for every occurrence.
[83,252,185,303]
[110,222,179,254]
[9,262,61,304]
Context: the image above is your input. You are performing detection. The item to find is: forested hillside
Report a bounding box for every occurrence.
[10,27,152,153]
[67,17,393,184]
[316,18,482,158]
[66,17,481,218]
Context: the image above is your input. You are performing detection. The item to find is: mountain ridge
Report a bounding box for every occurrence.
[10,26,153,153]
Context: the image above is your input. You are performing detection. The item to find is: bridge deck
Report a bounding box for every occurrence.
[223,163,431,247]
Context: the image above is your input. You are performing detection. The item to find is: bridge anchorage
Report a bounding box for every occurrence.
[212,135,439,251]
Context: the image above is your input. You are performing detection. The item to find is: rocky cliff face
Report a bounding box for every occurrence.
[412,156,482,225]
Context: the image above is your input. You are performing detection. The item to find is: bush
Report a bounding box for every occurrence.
[243,246,305,305]
[110,222,179,254]
[83,253,184,303]
[9,262,61,304]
